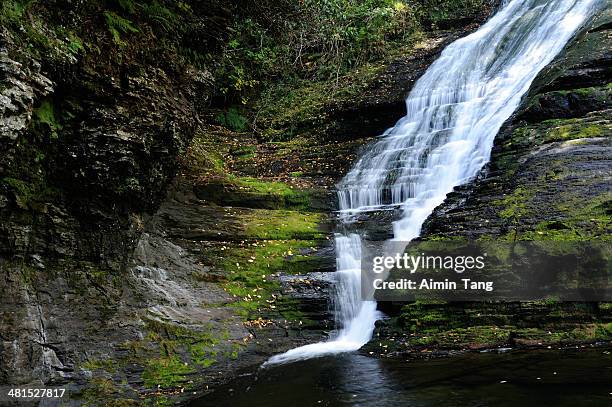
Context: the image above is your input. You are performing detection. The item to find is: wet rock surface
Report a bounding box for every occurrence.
[422,9,612,241]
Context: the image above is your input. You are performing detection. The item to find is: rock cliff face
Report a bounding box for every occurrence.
[422,6,611,242]
[0,1,233,401]
[0,12,221,262]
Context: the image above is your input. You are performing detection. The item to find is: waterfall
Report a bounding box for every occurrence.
[264,0,602,366]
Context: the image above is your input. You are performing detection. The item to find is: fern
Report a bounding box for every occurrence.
[142,0,179,32]
[216,107,249,132]
[178,46,208,68]
[117,0,137,14]
[104,11,139,46]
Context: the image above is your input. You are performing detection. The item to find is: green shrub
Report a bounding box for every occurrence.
[217,0,420,104]
[415,0,486,27]
[216,107,249,132]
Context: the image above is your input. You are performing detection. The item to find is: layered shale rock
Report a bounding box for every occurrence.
[422,7,612,241]
[0,7,217,400]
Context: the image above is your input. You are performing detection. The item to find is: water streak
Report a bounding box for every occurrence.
[265,0,602,366]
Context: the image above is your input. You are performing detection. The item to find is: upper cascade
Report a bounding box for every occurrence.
[337,0,603,226]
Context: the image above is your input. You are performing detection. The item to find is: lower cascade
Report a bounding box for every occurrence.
[264,0,602,366]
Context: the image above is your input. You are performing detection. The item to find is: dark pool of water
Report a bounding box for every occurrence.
[191,348,611,407]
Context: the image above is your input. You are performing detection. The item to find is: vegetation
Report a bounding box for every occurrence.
[214,0,487,138]
[244,210,323,240]
[220,239,318,317]
[0,0,84,62]
[104,11,140,46]
[216,106,250,132]
[218,0,486,95]
[543,119,606,143]
[0,0,491,214]
[142,356,193,389]
[376,301,612,351]
[518,193,612,241]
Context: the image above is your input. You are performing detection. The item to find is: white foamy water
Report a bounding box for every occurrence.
[264,0,602,366]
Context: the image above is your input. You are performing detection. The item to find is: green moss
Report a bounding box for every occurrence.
[519,222,582,241]
[244,210,323,240]
[495,186,533,240]
[540,295,561,306]
[81,377,122,406]
[417,325,510,347]
[399,301,462,333]
[96,326,227,399]
[544,121,605,142]
[33,99,61,139]
[498,187,531,220]
[145,319,222,369]
[220,342,245,360]
[518,193,611,241]
[90,318,236,393]
[65,30,84,55]
[82,358,118,373]
[404,322,612,349]
[531,83,612,107]
[231,176,297,196]
[220,239,323,318]
[181,131,225,176]
[2,177,34,204]
[273,297,313,324]
[515,324,611,342]
[230,145,257,160]
[142,356,193,389]
[1,176,59,210]
[489,121,611,242]
[507,114,611,152]
[189,342,218,368]
[390,300,612,351]
[201,176,314,210]
[241,177,312,209]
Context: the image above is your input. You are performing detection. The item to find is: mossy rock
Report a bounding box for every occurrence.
[194,177,314,210]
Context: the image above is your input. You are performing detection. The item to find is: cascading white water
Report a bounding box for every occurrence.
[264,0,602,366]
